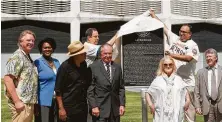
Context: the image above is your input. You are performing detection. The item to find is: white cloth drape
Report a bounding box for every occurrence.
[117,10,164,38]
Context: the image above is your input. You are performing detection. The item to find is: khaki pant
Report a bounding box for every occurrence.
[185,86,196,122]
[8,102,34,122]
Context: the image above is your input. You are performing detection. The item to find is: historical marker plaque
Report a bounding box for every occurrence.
[122,29,164,86]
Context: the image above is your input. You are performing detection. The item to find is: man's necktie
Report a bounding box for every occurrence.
[106,63,111,81]
[211,67,217,100]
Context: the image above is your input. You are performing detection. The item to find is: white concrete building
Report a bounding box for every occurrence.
[1,0,222,82]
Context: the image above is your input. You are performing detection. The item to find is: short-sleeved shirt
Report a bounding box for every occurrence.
[5,48,38,104]
[167,31,200,86]
[84,42,101,67]
[54,59,92,115]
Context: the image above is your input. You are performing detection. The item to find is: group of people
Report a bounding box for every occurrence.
[145,9,222,122]
[3,8,222,122]
[3,28,124,122]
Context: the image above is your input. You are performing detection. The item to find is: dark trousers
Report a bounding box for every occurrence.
[92,110,120,122]
[59,112,87,122]
[35,99,58,122]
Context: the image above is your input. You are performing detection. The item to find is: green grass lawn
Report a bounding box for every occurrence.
[1,80,11,122]
[1,80,204,122]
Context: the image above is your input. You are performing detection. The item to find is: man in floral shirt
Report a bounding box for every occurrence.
[4,30,38,122]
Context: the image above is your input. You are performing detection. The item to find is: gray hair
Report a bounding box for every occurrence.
[17,30,36,47]
[100,43,113,53]
[205,48,218,62]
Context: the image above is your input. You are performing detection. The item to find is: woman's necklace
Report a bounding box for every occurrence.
[44,56,55,69]
[48,61,55,68]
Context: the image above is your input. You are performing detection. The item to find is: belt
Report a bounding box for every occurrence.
[209,98,217,105]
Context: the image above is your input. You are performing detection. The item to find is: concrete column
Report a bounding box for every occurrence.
[162,0,172,50]
[70,18,81,42]
[70,0,80,42]
[162,0,171,30]
[70,0,80,16]
[162,0,171,18]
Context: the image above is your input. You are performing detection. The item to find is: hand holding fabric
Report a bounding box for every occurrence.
[149,8,155,18]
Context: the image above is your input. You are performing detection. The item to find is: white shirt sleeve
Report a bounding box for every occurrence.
[84,42,101,57]
[186,44,199,61]
[167,31,179,46]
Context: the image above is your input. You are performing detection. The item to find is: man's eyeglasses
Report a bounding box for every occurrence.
[163,63,173,67]
[92,35,99,38]
[179,30,190,34]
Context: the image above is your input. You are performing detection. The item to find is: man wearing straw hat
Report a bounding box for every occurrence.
[55,41,92,122]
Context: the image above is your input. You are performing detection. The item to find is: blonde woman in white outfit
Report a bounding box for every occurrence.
[146,56,190,122]
[149,9,199,122]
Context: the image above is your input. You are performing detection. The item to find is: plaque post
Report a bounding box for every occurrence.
[141,88,148,122]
